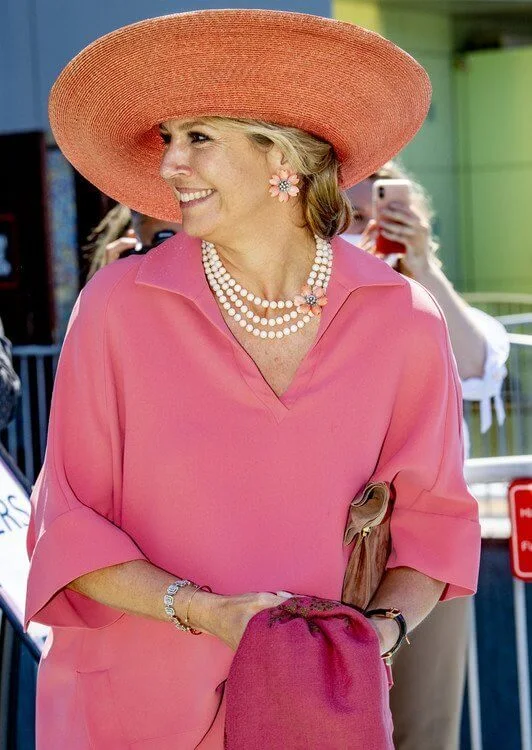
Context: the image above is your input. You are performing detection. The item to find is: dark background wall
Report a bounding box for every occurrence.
[1,0,332,135]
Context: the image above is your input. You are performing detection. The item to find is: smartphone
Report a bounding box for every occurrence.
[372,178,411,256]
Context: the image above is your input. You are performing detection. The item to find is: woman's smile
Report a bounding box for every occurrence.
[176,188,215,207]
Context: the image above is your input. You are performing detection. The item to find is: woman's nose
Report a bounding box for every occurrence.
[160,142,192,180]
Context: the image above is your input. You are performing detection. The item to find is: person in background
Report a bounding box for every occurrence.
[345,161,509,750]
[0,318,21,431]
[85,204,181,281]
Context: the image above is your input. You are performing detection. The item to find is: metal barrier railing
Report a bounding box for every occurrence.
[464,457,532,750]
[464,333,532,459]
[2,334,531,477]
[497,313,532,335]
[1,345,60,483]
[0,445,41,750]
[463,293,532,319]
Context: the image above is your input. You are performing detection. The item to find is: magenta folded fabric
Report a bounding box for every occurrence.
[224,596,393,749]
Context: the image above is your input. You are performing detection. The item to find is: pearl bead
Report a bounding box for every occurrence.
[202,236,332,342]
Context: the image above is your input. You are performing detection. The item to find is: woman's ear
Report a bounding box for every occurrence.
[266,144,291,175]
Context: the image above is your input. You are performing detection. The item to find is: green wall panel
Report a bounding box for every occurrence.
[459,47,532,168]
[332,1,461,283]
[456,46,532,293]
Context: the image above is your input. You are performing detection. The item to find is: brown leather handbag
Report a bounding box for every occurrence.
[341,482,394,610]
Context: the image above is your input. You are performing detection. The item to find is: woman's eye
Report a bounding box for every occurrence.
[159,131,171,145]
[189,131,210,144]
[351,207,366,224]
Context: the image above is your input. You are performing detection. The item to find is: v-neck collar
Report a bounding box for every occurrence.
[135,233,406,421]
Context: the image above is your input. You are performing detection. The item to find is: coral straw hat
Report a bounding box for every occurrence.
[49,9,431,222]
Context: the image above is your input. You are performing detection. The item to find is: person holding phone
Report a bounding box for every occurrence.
[345,162,509,750]
[85,204,181,281]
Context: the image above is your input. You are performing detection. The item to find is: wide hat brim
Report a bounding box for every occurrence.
[49,9,431,223]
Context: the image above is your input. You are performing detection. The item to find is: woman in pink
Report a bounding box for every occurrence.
[25,10,481,749]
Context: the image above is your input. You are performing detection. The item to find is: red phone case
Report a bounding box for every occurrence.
[375,234,405,256]
[373,179,410,256]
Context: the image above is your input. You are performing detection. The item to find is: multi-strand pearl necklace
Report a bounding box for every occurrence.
[202,235,333,340]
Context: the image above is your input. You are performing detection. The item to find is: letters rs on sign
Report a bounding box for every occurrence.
[508,479,532,581]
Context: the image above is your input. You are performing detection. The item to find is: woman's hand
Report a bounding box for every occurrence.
[104,228,138,266]
[189,590,292,650]
[376,202,434,279]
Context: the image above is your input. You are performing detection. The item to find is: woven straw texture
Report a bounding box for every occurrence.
[49,9,432,222]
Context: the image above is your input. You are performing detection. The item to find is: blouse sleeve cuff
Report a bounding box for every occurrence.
[386,506,481,601]
[25,506,147,630]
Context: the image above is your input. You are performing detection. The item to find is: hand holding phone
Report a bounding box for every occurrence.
[372,179,411,256]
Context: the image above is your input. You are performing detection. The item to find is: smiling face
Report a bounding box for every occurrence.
[159,118,288,245]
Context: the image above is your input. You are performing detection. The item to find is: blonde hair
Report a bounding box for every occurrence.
[84,203,132,281]
[197,116,353,239]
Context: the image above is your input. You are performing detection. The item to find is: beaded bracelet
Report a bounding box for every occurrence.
[163,579,194,632]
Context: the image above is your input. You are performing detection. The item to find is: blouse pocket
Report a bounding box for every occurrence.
[76,670,129,749]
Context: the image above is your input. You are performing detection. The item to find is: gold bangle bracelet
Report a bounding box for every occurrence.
[184,584,212,635]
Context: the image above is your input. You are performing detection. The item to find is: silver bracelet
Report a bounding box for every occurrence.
[163,579,192,631]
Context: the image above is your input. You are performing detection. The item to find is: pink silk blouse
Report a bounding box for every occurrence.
[25,234,481,749]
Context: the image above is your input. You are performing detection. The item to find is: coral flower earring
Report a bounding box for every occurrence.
[269,169,300,202]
